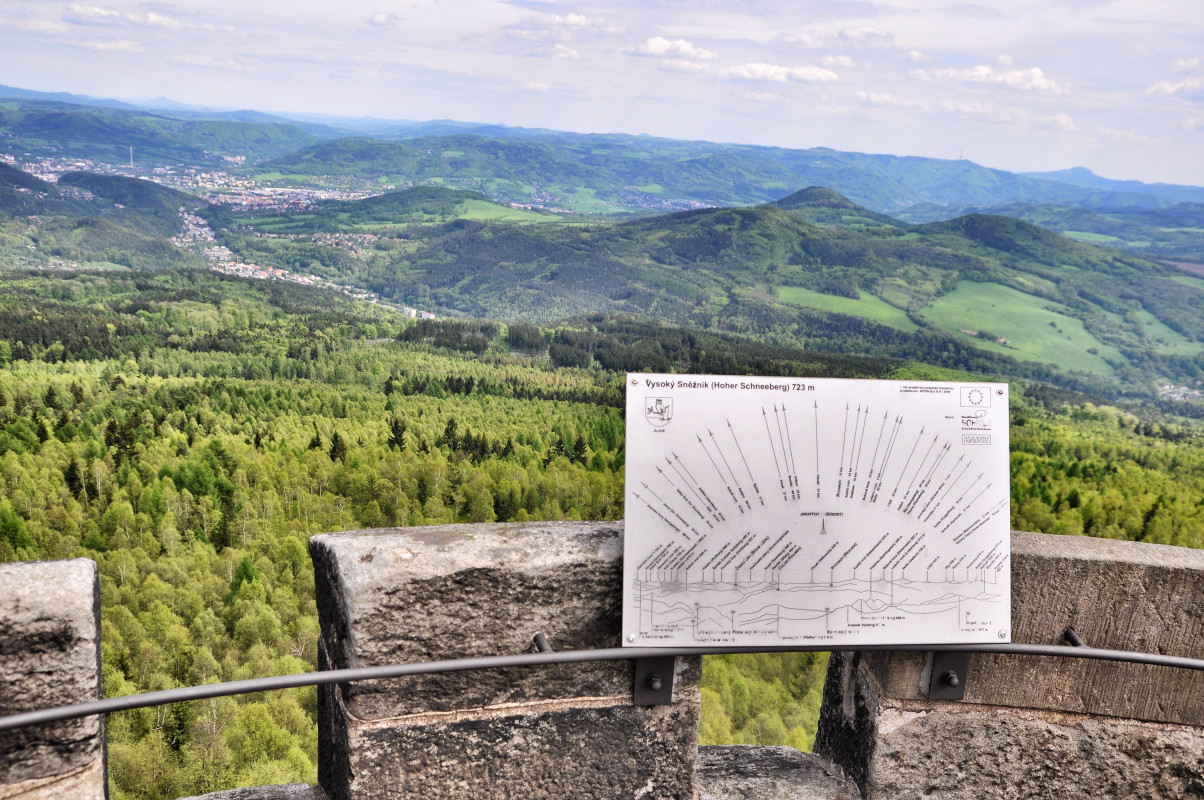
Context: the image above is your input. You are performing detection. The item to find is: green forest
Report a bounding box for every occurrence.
[3,270,1204,798]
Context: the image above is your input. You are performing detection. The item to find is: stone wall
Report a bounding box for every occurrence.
[815,531,1204,799]
[309,522,701,800]
[4,529,1204,800]
[0,559,105,800]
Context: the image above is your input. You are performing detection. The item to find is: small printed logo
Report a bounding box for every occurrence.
[645,397,673,426]
[962,434,992,446]
[961,409,989,428]
[960,386,990,408]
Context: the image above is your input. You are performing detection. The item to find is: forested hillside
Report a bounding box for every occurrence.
[897,199,1204,264]
[0,166,205,270]
[207,185,1204,399]
[3,270,1204,797]
[0,99,322,165]
[255,132,1164,214]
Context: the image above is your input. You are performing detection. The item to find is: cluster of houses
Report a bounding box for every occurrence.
[172,208,433,318]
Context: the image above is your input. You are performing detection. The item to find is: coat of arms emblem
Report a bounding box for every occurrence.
[645,397,673,426]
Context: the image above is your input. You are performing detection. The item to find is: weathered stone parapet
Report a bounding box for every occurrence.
[310,521,701,800]
[0,559,105,800]
[815,530,1204,799]
[697,746,861,800]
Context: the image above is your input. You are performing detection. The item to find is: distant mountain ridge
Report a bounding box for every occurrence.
[1021,166,1204,205]
[259,134,1169,216]
[2,84,1197,218]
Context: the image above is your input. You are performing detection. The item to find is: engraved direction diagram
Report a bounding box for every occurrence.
[623,374,1011,647]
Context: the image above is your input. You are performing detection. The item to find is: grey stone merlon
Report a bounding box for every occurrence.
[310,521,701,800]
[815,530,1204,800]
[697,746,862,800]
[0,558,105,800]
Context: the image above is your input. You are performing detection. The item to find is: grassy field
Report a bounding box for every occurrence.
[1134,309,1204,356]
[776,285,919,332]
[456,199,563,222]
[918,281,1124,375]
[1171,274,1204,290]
[231,200,562,232]
[1061,231,1129,246]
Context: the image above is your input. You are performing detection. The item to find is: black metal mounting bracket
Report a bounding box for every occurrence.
[633,656,675,706]
[929,651,971,701]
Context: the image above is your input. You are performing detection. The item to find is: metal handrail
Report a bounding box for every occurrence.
[4,634,1204,733]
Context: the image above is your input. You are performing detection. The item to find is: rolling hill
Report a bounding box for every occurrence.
[258,133,1165,216]
[206,185,1204,397]
[0,165,203,269]
[0,98,323,165]
[896,200,1204,264]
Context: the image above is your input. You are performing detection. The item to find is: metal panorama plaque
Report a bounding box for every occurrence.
[622,374,1011,647]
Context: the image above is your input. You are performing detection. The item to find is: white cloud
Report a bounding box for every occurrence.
[777,31,821,48]
[941,100,1028,126]
[943,103,1080,133]
[906,50,931,63]
[506,12,614,45]
[64,3,181,29]
[740,90,783,102]
[1175,57,1202,71]
[913,64,1066,93]
[554,44,579,59]
[63,4,123,25]
[140,12,180,29]
[1145,77,1203,97]
[725,63,839,84]
[169,54,252,71]
[1096,128,1150,145]
[821,55,854,68]
[632,37,716,61]
[553,13,592,29]
[856,91,931,111]
[839,26,892,45]
[660,59,708,73]
[1038,112,1077,132]
[0,16,70,34]
[1181,117,1204,130]
[367,12,401,28]
[81,39,145,52]
[517,82,551,94]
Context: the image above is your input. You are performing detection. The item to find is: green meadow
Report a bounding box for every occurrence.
[775,285,919,332]
[918,281,1124,375]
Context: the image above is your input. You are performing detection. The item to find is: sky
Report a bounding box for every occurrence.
[2,0,1203,185]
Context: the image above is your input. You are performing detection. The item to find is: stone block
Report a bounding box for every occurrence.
[697,746,861,800]
[0,559,104,800]
[311,522,701,800]
[815,531,1204,799]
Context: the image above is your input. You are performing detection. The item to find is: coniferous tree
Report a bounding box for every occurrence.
[329,431,348,463]
[387,418,407,451]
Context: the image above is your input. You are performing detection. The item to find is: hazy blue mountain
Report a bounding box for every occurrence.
[0,100,324,164]
[1021,167,1204,205]
[261,134,1170,216]
[3,84,1197,216]
[0,83,142,111]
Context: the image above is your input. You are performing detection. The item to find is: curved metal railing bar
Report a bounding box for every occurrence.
[3,634,1203,733]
